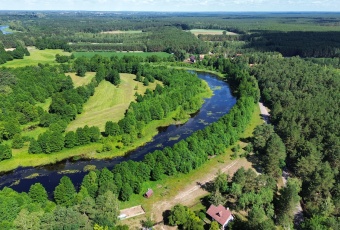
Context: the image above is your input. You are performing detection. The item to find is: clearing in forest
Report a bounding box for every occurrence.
[1,47,71,68]
[68,72,96,87]
[190,29,239,36]
[67,73,160,132]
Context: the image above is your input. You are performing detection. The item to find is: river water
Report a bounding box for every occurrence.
[0,71,236,194]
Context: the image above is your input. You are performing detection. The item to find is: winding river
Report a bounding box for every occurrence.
[0,71,236,194]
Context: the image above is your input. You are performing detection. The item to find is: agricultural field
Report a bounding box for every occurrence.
[190,29,239,36]
[68,72,96,88]
[66,73,161,132]
[1,47,71,68]
[72,51,171,59]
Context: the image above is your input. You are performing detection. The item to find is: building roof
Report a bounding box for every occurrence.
[206,204,232,226]
[144,188,153,198]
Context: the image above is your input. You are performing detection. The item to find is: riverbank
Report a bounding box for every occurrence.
[0,76,212,174]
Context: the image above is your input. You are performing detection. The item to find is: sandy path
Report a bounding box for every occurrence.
[259,102,270,124]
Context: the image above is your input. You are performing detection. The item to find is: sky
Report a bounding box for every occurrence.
[1,0,339,12]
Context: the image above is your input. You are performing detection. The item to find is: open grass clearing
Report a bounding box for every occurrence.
[67,73,161,132]
[1,47,71,68]
[68,72,96,87]
[35,97,52,112]
[190,29,239,36]
[73,51,171,59]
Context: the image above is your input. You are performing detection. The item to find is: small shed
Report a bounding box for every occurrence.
[144,188,153,198]
[190,55,196,63]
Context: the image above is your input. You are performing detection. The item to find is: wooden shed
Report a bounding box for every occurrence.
[144,188,153,198]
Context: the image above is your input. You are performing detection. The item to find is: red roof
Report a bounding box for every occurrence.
[206,204,232,226]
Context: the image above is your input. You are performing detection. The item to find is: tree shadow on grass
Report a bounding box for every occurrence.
[162,210,171,226]
[246,153,263,174]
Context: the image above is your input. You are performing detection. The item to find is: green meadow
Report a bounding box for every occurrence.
[1,47,71,68]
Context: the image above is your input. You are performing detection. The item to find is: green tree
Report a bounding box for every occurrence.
[0,144,12,161]
[54,176,76,207]
[29,183,48,206]
[11,134,24,149]
[95,191,119,227]
[28,139,42,154]
[276,178,301,227]
[213,170,229,193]
[119,184,133,201]
[81,171,99,199]
[64,131,77,148]
[13,209,41,230]
[210,221,220,230]
[209,189,226,206]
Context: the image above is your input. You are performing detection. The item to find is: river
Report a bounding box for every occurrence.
[0,71,236,194]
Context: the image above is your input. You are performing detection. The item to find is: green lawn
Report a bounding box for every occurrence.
[67,73,161,132]
[68,72,96,88]
[73,51,171,59]
[1,47,71,68]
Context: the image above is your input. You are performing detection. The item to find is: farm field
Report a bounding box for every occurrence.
[68,72,96,88]
[67,73,161,132]
[1,47,71,68]
[190,29,239,36]
[73,51,171,59]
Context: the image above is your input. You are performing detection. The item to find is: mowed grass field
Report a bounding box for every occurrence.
[1,47,71,68]
[67,73,161,132]
[73,51,171,59]
[67,72,96,87]
[190,29,239,36]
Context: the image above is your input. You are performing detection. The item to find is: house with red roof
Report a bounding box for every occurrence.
[206,204,234,229]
